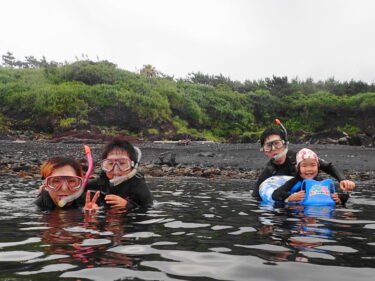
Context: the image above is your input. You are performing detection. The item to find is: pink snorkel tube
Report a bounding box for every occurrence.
[58,145,94,207]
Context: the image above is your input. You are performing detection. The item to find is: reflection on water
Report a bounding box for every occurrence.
[0,176,375,280]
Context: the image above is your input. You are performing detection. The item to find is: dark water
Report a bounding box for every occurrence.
[0,176,375,281]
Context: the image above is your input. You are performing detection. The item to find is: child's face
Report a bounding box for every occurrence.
[47,165,80,206]
[299,158,319,179]
[104,149,132,179]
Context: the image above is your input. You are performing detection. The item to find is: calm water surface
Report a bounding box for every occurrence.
[0,176,374,281]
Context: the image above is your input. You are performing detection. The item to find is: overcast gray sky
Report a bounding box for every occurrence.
[1,0,375,82]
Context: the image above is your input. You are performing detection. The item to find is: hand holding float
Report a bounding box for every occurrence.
[58,145,94,207]
[286,190,305,202]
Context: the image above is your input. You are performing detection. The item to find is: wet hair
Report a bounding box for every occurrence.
[260,128,286,146]
[101,137,137,163]
[40,157,84,179]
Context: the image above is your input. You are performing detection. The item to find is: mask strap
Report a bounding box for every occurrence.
[133,146,142,169]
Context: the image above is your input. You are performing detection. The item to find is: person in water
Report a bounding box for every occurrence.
[272,148,350,204]
[252,127,356,199]
[35,157,86,210]
[85,137,153,211]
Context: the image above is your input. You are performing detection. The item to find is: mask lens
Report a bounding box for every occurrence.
[46,177,63,190]
[102,158,132,172]
[263,143,272,152]
[102,160,115,171]
[117,159,131,171]
[45,176,82,191]
[273,140,284,149]
[67,177,82,190]
[262,139,284,152]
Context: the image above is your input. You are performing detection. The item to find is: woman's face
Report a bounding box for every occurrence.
[299,158,319,179]
[104,149,133,179]
[47,165,79,206]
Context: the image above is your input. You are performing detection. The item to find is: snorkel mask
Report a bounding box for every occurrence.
[109,146,142,187]
[109,146,142,186]
[270,119,289,162]
[58,145,94,207]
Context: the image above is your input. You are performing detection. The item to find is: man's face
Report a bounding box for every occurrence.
[262,134,287,164]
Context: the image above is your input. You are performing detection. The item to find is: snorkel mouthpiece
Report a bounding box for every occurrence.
[58,145,94,207]
[270,148,288,161]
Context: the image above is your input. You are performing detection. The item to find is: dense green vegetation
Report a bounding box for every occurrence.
[1,52,375,141]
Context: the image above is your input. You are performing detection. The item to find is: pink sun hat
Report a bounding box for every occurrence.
[296,148,319,167]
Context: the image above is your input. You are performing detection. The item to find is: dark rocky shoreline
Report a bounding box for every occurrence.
[0,139,374,185]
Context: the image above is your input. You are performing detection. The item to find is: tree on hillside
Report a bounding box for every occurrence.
[1,52,62,69]
[1,51,16,68]
[332,80,370,96]
[187,72,233,87]
[24,56,41,68]
[140,64,158,78]
[265,75,292,97]
[186,72,260,93]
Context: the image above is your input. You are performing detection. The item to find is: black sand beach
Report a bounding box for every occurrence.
[0,140,373,184]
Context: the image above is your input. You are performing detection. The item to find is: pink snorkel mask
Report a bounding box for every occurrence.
[58,145,94,207]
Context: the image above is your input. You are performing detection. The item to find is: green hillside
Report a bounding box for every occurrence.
[1,53,374,142]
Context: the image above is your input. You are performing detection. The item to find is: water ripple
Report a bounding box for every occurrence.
[0,250,44,261]
[164,221,210,228]
[17,263,77,275]
[0,237,41,249]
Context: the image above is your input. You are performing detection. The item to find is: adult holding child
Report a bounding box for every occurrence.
[272,148,349,204]
[252,120,355,200]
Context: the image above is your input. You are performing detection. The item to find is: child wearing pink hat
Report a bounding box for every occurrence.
[272,148,350,203]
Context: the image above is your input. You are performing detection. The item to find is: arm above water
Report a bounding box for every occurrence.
[319,158,345,181]
[272,176,302,202]
[319,159,355,191]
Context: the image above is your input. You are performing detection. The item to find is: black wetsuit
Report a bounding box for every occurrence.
[34,189,84,210]
[271,175,349,204]
[252,150,345,200]
[85,172,153,211]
